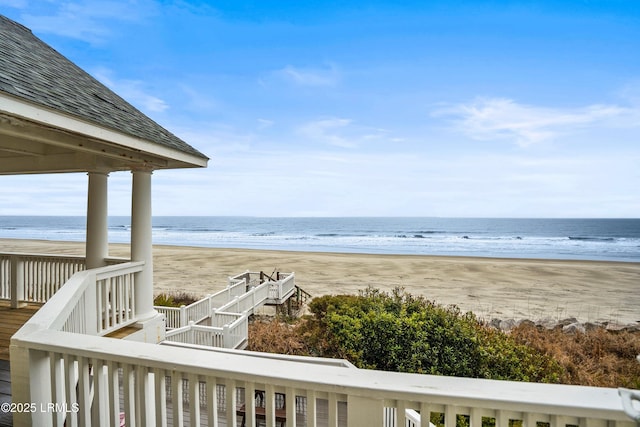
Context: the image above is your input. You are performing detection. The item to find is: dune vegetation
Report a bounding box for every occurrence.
[248,287,640,388]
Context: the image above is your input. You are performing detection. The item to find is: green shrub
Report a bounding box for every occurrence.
[303,287,564,382]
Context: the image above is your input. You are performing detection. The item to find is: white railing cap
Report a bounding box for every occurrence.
[0,251,86,259]
[619,388,640,422]
[14,328,631,422]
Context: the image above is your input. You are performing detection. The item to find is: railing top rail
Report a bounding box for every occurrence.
[154,305,181,312]
[212,310,245,317]
[0,251,86,260]
[0,252,129,266]
[228,313,248,327]
[14,328,630,422]
[165,324,223,337]
[163,341,357,368]
[94,261,144,280]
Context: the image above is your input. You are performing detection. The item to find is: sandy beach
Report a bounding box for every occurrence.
[2,238,639,325]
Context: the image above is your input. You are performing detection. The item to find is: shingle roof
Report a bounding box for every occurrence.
[0,15,208,161]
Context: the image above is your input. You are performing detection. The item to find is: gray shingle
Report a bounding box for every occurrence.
[0,15,208,161]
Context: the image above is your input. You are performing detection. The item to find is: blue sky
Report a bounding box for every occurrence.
[1,0,639,217]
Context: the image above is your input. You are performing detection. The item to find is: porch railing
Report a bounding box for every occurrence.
[0,251,128,307]
[8,260,636,427]
[11,324,634,427]
[22,261,143,337]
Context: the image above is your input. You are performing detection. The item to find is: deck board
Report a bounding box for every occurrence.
[0,301,42,426]
[0,360,11,427]
[0,301,42,361]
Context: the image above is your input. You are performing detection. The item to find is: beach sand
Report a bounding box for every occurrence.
[2,238,639,325]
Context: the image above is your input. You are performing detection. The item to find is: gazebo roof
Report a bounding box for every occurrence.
[0,15,208,174]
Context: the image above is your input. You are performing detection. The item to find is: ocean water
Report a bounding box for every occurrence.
[0,216,639,262]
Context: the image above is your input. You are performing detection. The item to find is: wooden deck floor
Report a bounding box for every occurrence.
[0,301,42,361]
[0,301,42,426]
[0,360,11,427]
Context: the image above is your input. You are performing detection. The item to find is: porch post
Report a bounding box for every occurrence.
[131,167,156,321]
[86,171,109,269]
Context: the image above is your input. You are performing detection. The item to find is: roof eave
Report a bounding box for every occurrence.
[0,92,209,171]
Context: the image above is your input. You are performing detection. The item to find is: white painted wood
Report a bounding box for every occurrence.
[131,168,156,323]
[189,373,200,426]
[171,371,184,427]
[86,171,109,269]
[123,364,136,427]
[421,402,433,427]
[9,255,24,307]
[14,326,637,427]
[78,356,92,426]
[206,377,218,427]
[51,352,67,427]
[6,256,637,427]
[64,354,78,427]
[348,395,382,426]
[226,379,237,427]
[1,93,208,169]
[619,389,640,423]
[107,361,120,427]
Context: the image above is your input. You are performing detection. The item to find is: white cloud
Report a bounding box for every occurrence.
[19,0,157,44]
[257,119,274,129]
[276,64,341,87]
[179,84,220,112]
[297,118,397,149]
[435,97,640,147]
[183,148,640,217]
[2,145,638,217]
[298,118,354,148]
[0,0,28,8]
[93,68,169,113]
[618,80,640,106]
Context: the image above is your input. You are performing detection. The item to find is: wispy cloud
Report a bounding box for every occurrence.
[17,0,156,44]
[0,0,28,9]
[93,67,169,114]
[298,118,354,148]
[297,118,399,149]
[276,64,341,87]
[618,80,640,106]
[178,84,220,112]
[257,119,274,130]
[435,97,640,147]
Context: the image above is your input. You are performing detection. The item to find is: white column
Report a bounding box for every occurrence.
[86,171,109,269]
[131,167,156,320]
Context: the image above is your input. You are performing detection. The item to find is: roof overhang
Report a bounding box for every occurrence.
[0,92,208,175]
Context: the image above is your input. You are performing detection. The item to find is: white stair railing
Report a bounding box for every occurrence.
[155,271,295,334]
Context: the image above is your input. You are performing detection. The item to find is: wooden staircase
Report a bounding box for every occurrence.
[276,285,312,317]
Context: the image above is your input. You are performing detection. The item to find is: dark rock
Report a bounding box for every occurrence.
[536,317,557,330]
[558,317,578,327]
[499,319,516,331]
[489,318,502,329]
[584,322,604,332]
[518,319,535,328]
[562,322,586,334]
